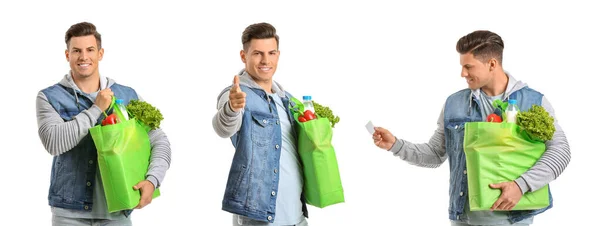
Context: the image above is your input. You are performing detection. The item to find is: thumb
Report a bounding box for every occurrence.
[231,75,240,92]
[133,181,144,190]
[489,182,504,189]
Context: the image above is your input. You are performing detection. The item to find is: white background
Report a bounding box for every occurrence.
[1,0,598,225]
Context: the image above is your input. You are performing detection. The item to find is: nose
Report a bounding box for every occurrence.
[461,68,468,78]
[260,54,269,65]
[79,50,89,61]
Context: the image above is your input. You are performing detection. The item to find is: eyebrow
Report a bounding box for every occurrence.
[252,50,277,53]
[72,46,96,50]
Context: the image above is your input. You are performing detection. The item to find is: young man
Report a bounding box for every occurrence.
[36,22,172,226]
[372,30,570,225]
[212,22,309,226]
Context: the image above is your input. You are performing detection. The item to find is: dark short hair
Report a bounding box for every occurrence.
[242,22,279,51]
[65,22,102,49]
[456,30,504,64]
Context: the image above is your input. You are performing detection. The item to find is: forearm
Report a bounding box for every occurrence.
[212,91,243,138]
[36,92,103,156]
[389,109,447,168]
[145,128,171,188]
[515,97,571,193]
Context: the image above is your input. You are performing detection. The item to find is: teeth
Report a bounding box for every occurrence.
[79,64,90,67]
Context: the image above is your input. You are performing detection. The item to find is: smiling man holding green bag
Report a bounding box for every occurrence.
[212,22,309,226]
[36,22,172,226]
[372,30,570,225]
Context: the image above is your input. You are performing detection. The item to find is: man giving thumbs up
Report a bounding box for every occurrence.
[212,22,309,226]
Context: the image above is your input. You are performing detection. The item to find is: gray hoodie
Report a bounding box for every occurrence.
[389,73,571,195]
[36,73,171,189]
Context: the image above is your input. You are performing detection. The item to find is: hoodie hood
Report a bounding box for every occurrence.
[469,71,528,112]
[217,69,287,102]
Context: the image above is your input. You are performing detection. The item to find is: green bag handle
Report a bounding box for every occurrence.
[289,97,305,115]
[101,96,117,118]
[493,99,508,112]
[101,96,129,123]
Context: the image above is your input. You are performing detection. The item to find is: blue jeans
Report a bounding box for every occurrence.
[233,215,308,226]
[52,215,132,226]
[451,221,529,226]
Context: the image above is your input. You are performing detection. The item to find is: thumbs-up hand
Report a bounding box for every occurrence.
[229,75,246,112]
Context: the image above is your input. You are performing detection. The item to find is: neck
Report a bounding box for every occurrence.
[257,80,273,94]
[481,70,508,97]
[247,72,274,94]
[72,72,100,94]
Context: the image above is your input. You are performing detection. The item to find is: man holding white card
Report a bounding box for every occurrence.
[371,30,570,226]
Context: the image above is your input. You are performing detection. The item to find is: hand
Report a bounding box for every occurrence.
[372,127,397,151]
[489,181,523,211]
[95,88,114,111]
[228,75,246,112]
[133,180,155,209]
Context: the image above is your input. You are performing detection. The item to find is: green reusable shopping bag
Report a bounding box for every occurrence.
[463,122,549,211]
[290,97,344,208]
[89,98,160,212]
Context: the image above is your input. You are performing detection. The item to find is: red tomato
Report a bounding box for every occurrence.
[298,116,308,122]
[486,113,502,123]
[303,110,316,121]
[102,113,119,126]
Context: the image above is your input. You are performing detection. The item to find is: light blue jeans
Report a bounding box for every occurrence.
[233,215,308,226]
[52,215,132,226]
[451,221,529,226]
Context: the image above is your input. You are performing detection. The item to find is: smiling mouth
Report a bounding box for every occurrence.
[258,66,271,72]
[78,63,91,68]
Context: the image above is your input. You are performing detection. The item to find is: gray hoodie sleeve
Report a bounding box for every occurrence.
[514,96,571,194]
[212,90,243,138]
[137,95,171,189]
[36,91,103,156]
[145,128,171,189]
[388,108,448,168]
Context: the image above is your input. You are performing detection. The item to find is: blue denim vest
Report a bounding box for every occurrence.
[42,83,138,213]
[443,87,553,223]
[221,85,308,223]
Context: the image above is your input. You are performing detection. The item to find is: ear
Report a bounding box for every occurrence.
[488,58,498,72]
[98,48,104,61]
[65,49,69,62]
[240,50,246,63]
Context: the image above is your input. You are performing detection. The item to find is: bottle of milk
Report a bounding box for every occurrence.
[505,99,519,123]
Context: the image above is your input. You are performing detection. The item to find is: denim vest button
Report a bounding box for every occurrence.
[276,120,280,125]
[271,191,276,196]
[89,160,93,164]
[263,119,267,124]
[460,192,464,196]
[274,169,278,173]
[454,125,458,129]
[267,216,272,221]
[84,205,89,210]
[86,181,91,186]
[275,144,280,149]
[463,170,467,175]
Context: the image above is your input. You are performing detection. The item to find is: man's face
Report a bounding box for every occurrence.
[460,53,492,90]
[65,35,103,79]
[240,38,279,83]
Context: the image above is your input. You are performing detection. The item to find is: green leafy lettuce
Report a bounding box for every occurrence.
[126,100,164,130]
[314,101,340,128]
[516,105,555,141]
